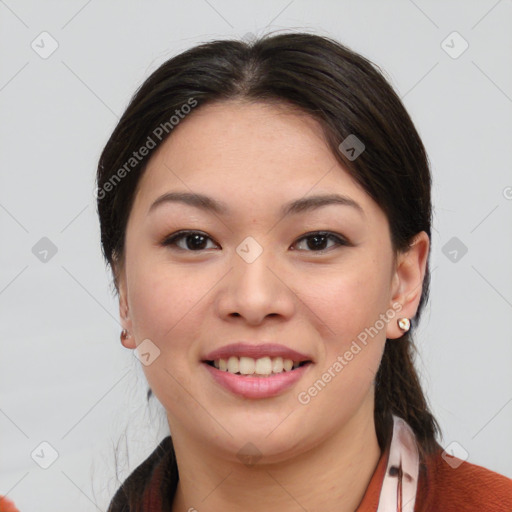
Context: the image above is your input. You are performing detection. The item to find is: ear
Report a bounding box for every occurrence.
[386,231,430,340]
[116,260,136,349]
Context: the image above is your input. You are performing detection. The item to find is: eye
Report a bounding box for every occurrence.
[161,230,219,251]
[292,231,349,252]
[161,230,349,253]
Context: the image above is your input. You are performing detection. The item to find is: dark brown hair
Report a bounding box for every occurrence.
[97,31,441,498]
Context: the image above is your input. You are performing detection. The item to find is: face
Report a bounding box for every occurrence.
[117,100,426,463]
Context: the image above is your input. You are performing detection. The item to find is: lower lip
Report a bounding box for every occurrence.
[202,362,312,399]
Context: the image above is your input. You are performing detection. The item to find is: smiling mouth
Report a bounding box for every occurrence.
[203,356,312,377]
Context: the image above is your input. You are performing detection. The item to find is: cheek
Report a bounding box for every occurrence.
[128,263,198,339]
[125,247,225,355]
[296,257,391,344]
[125,256,211,406]
[293,262,390,426]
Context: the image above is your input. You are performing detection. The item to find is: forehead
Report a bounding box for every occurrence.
[132,100,379,220]
[148,100,334,178]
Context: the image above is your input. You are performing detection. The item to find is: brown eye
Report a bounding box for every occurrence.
[292,232,349,252]
[162,231,219,251]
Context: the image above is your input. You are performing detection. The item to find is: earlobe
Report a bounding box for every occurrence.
[386,231,430,340]
[119,303,136,349]
[117,265,136,349]
[120,328,135,349]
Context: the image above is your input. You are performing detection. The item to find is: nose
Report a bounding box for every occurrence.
[214,247,296,326]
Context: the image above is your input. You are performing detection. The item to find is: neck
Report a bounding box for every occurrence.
[170,397,381,512]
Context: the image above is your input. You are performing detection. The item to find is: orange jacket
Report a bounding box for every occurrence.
[357,441,512,511]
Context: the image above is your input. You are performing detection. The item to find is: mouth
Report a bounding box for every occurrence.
[202,356,313,377]
[202,356,314,399]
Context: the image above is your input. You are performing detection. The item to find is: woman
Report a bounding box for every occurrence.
[96,32,512,511]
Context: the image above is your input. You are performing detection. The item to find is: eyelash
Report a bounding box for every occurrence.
[161,230,350,253]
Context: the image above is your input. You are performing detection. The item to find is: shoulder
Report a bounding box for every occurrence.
[107,436,175,512]
[416,446,512,512]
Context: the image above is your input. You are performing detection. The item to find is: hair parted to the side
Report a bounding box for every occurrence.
[97,31,441,477]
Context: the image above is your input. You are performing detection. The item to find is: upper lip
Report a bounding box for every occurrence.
[202,342,313,362]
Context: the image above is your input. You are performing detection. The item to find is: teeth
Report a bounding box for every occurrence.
[255,356,272,375]
[212,356,306,376]
[272,356,284,373]
[227,356,239,374]
[239,356,255,375]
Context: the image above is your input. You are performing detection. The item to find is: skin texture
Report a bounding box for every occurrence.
[116,100,429,512]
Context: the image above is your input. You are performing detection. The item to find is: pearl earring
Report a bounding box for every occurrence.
[397,318,410,332]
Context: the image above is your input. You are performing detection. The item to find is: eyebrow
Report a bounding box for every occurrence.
[148,191,365,217]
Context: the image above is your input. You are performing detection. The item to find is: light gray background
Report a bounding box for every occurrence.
[1,1,511,510]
